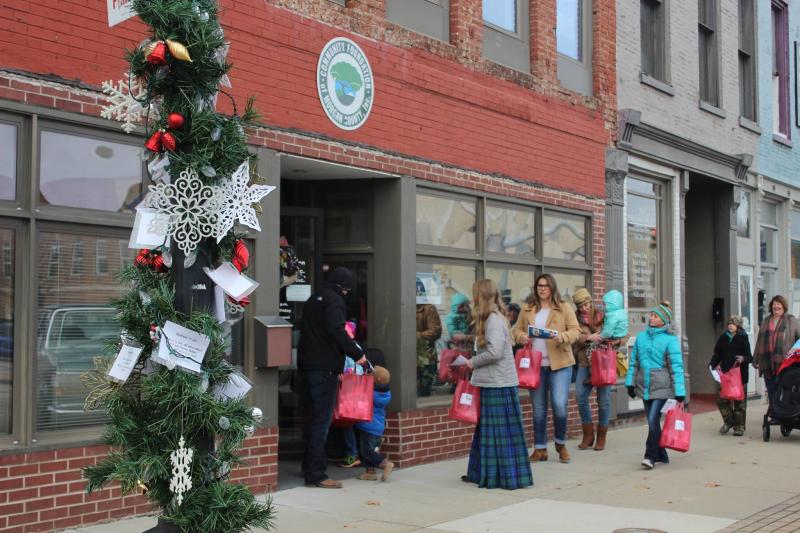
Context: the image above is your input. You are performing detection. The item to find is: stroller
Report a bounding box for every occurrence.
[762,350,800,441]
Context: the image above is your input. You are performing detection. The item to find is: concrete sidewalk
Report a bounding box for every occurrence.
[63,401,800,533]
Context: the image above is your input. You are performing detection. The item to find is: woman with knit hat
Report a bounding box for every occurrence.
[625,301,686,469]
[709,315,752,436]
[572,288,613,451]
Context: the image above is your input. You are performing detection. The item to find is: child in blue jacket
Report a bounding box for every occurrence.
[355,348,393,481]
[584,289,629,384]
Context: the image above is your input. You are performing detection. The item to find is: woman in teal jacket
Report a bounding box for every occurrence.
[625,301,686,470]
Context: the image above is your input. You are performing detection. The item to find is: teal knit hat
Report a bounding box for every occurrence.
[651,302,672,324]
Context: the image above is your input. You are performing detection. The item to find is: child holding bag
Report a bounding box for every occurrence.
[709,315,752,436]
[354,350,394,482]
[462,279,532,490]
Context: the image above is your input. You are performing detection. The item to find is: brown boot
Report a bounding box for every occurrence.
[555,443,571,463]
[529,449,548,462]
[594,425,608,451]
[577,423,594,450]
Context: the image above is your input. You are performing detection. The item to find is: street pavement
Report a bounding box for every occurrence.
[63,399,800,533]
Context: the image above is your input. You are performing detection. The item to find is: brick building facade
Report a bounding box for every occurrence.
[0,0,616,530]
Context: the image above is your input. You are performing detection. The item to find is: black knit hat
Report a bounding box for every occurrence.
[328,267,353,290]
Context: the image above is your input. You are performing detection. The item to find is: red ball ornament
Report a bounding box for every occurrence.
[161,131,177,152]
[167,112,185,130]
[135,249,152,267]
[232,240,250,272]
[152,254,168,272]
[144,130,163,152]
[147,41,167,65]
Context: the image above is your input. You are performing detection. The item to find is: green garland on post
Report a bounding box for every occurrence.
[82,0,274,531]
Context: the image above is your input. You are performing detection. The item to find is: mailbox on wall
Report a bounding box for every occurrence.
[253,316,292,368]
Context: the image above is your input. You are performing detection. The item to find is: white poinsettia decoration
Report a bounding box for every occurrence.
[100,75,145,134]
[214,159,275,242]
[147,168,221,254]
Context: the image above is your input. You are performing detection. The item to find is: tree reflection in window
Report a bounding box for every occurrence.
[543,212,586,261]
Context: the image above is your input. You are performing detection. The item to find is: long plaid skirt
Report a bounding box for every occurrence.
[466,386,533,490]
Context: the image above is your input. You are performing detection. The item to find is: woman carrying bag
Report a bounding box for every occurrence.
[462,279,532,490]
[709,315,752,436]
[511,274,581,463]
[625,301,686,470]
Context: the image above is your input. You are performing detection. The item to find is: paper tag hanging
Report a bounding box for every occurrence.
[212,370,253,401]
[151,321,211,374]
[108,343,144,383]
[203,262,259,302]
[129,207,169,249]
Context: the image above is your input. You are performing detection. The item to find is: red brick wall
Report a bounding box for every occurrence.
[0,427,277,533]
[0,0,616,198]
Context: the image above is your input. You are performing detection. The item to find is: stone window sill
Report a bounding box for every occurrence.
[773,133,793,148]
[739,117,762,135]
[640,73,675,96]
[699,100,726,118]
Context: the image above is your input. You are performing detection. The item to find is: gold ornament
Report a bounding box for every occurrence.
[137,479,149,495]
[166,40,193,62]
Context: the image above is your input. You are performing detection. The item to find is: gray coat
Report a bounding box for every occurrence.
[470,312,519,388]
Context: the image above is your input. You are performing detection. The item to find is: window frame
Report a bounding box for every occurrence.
[759,200,780,267]
[0,219,23,450]
[772,0,791,139]
[557,0,594,96]
[0,111,30,210]
[386,0,449,42]
[698,0,720,108]
[640,0,669,85]
[482,0,531,74]
[738,0,758,123]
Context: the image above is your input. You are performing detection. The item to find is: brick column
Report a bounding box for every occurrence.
[530,0,557,83]
[592,0,618,116]
[346,0,385,18]
[450,0,483,63]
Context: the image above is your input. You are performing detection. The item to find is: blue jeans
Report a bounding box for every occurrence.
[344,427,358,457]
[643,399,669,463]
[300,370,339,484]
[529,366,572,449]
[358,431,384,468]
[575,366,611,426]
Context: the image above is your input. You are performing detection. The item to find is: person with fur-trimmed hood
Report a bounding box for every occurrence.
[709,315,752,436]
[625,301,686,470]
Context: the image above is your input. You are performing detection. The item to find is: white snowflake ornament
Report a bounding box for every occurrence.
[100,75,146,134]
[147,168,222,254]
[169,436,194,506]
[214,159,275,242]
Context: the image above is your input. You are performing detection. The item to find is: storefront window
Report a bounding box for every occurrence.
[0,122,16,201]
[36,231,133,432]
[760,227,778,264]
[416,193,476,250]
[543,212,586,261]
[626,179,660,310]
[415,261,475,399]
[39,130,142,213]
[0,229,13,435]
[549,269,588,303]
[485,204,535,256]
[485,265,534,309]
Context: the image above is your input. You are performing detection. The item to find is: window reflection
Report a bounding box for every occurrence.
[0,229,13,435]
[39,130,142,212]
[0,122,16,201]
[485,266,534,310]
[485,204,535,256]
[483,0,517,32]
[543,212,586,261]
[549,269,586,303]
[557,0,582,60]
[416,193,476,250]
[627,188,658,309]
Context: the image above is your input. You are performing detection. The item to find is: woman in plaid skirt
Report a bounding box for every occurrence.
[463,279,533,490]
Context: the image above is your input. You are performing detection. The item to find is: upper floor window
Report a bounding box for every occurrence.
[387,0,449,42]
[482,0,530,73]
[641,0,667,83]
[738,0,757,122]
[483,0,516,33]
[772,0,790,139]
[698,0,720,107]
[557,0,593,95]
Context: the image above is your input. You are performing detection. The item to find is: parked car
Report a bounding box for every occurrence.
[37,305,119,430]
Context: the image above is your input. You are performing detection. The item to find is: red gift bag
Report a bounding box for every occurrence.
[515,342,542,389]
[659,403,692,452]
[719,366,745,401]
[333,373,374,425]
[438,347,470,383]
[448,377,480,424]
[590,344,618,387]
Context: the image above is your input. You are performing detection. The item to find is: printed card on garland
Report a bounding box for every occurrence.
[152,321,211,374]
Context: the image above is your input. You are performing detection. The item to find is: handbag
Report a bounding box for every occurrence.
[658,403,692,452]
[719,366,745,401]
[590,343,618,386]
[333,372,374,425]
[448,377,480,425]
[515,341,542,389]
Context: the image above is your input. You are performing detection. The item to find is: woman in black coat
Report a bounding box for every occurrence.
[709,315,753,436]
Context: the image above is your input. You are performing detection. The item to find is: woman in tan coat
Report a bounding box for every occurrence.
[512,274,581,463]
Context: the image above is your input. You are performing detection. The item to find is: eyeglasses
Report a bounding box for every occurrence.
[536,284,551,289]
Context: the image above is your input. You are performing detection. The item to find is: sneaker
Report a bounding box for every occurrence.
[719,424,732,435]
[733,428,744,436]
[641,458,654,470]
[339,455,361,468]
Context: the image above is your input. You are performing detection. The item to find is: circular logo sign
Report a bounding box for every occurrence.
[317,37,374,131]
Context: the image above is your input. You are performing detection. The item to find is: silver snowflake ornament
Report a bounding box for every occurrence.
[100,75,145,134]
[147,168,221,254]
[214,159,275,242]
[169,435,194,506]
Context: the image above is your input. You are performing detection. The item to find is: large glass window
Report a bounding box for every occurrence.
[627,178,661,310]
[485,265,534,309]
[485,203,535,256]
[416,192,476,250]
[483,0,516,32]
[557,0,583,61]
[543,212,586,262]
[0,122,17,201]
[36,231,133,432]
[39,129,142,212]
[698,0,719,107]
[0,229,13,435]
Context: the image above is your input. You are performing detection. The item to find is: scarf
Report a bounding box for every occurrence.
[766,316,785,371]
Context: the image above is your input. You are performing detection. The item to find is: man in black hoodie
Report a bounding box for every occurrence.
[298,267,366,488]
